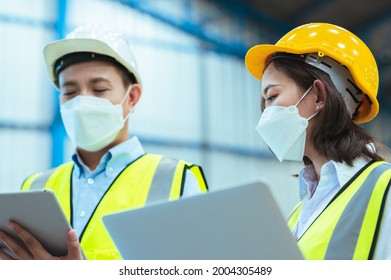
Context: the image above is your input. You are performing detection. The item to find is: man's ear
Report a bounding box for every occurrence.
[313,79,327,110]
[127,84,142,109]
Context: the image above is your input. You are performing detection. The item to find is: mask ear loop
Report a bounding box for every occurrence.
[307,99,321,121]
[294,84,314,107]
[307,111,318,121]
[121,85,134,122]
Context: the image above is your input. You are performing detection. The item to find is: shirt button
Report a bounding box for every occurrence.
[87,178,94,185]
[80,211,86,218]
[108,167,114,172]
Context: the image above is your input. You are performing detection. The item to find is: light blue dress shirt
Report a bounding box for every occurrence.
[71,137,201,237]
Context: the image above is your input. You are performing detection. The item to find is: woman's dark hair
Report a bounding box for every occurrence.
[268,57,384,166]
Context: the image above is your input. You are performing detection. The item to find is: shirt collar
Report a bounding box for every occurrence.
[298,164,318,200]
[298,156,370,200]
[332,157,370,187]
[72,136,145,178]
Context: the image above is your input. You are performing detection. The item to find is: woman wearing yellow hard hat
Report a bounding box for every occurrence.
[246,22,391,260]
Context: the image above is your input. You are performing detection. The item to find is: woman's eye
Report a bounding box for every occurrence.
[266,95,277,102]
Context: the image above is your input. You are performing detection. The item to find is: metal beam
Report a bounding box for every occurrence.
[289,0,332,23]
[0,122,49,132]
[209,0,292,34]
[353,7,391,37]
[138,135,273,159]
[116,0,250,58]
[49,0,68,167]
[0,13,54,29]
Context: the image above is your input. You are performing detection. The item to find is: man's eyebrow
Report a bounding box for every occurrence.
[90,77,113,85]
[60,81,77,89]
[60,77,113,89]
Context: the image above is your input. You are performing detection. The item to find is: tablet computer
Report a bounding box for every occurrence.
[0,189,71,258]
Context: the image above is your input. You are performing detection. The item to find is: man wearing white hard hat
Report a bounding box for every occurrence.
[0,24,208,260]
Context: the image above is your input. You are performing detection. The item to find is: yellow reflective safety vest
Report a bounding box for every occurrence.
[288,161,391,260]
[21,153,208,260]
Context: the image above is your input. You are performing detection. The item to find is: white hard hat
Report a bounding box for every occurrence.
[44,24,142,88]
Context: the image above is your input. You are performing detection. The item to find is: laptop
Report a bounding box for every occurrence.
[102,180,304,260]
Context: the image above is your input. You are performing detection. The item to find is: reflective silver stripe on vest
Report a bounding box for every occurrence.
[288,201,303,221]
[325,163,391,259]
[29,168,56,190]
[29,157,180,203]
[145,157,179,204]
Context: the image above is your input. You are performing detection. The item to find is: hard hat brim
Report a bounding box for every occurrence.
[44,38,142,88]
[245,44,323,80]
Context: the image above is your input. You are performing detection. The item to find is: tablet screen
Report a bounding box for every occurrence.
[0,189,71,258]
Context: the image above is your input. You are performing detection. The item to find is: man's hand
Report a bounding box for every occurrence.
[0,221,83,260]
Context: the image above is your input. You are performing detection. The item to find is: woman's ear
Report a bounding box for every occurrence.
[313,79,327,110]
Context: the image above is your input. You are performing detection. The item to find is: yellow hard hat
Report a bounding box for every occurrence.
[245,22,379,123]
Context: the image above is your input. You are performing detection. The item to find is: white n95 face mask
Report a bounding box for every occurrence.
[255,85,317,162]
[60,87,132,152]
